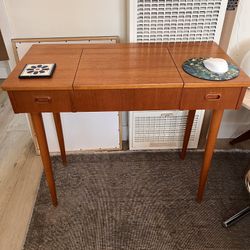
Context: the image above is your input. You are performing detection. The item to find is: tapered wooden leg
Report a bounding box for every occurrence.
[30,113,58,207]
[197,109,224,202]
[53,113,67,165]
[180,110,196,160]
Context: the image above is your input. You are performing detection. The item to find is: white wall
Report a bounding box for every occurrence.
[227,0,250,64]
[3,0,127,42]
[218,0,250,138]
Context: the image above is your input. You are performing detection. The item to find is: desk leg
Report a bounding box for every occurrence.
[53,113,67,165]
[180,110,196,160]
[30,113,58,207]
[197,109,224,202]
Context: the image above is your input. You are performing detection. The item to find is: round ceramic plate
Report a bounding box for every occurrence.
[182,57,240,81]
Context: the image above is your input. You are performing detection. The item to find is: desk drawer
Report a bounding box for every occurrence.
[9,90,73,113]
[180,87,243,110]
[74,88,182,111]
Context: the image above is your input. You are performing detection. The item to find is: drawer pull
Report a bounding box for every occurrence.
[34,96,52,104]
[205,94,221,101]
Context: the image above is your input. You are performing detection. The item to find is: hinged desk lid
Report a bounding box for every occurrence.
[73,43,183,90]
[168,42,250,88]
[2,45,82,91]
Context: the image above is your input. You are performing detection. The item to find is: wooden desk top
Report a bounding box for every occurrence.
[3,46,82,91]
[74,46,183,90]
[168,42,250,88]
[2,42,250,91]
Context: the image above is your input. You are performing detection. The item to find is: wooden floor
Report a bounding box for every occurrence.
[0,83,43,250]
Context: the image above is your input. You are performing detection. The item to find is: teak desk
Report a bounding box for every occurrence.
[2,42,250,206]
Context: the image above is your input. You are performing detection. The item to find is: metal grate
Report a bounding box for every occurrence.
[129,111,205,150]
[133,0,227,43]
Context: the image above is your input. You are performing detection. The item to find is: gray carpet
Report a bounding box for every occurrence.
[24,151,250,250]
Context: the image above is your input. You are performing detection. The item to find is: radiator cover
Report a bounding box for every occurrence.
[128,0,228,43]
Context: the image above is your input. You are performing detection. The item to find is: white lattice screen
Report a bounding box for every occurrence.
[129,0,228,43]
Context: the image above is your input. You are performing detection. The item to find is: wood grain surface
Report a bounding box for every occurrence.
[9,90,73,113]
[30,113,58,206]
[74,88,182,111]
[2,46,82,91]
[180,87,243,110]
[74,45,183,90]
[168,42,250,88]
[2,42,250,92]
[0,89,43,250]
